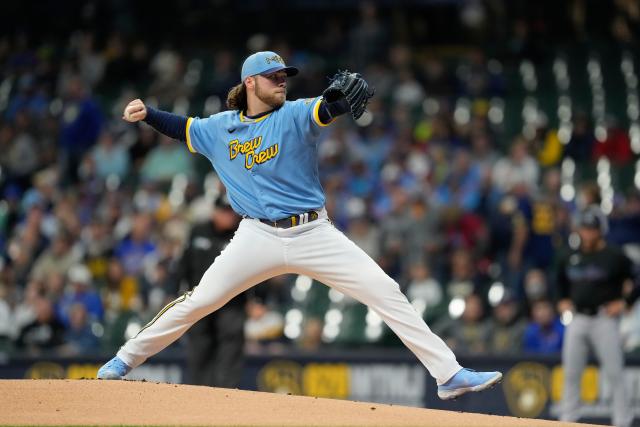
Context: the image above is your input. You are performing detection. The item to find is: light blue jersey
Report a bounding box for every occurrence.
[186,97,332,221]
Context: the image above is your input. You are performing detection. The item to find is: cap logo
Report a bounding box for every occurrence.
[265,55,284,65]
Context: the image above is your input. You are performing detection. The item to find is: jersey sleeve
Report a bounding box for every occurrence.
[289,97,336,141]
[186,114,221,160]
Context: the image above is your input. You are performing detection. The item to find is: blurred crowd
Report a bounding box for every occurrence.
[1,0,640,359]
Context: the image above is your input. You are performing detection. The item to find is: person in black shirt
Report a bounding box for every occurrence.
[16,296,65,355]
[556,205,633,427]
[176,193,245,388]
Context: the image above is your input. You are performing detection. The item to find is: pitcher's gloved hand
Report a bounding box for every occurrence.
[322,71,374,120]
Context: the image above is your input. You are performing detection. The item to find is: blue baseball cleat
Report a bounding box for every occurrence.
[97,356,132,380]
[437,368,502,400]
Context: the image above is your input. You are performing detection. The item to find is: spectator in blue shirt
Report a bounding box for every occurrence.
[523,299,564,354]
[5,74,48,122]
[58,75,103,185]
[56,264,104,327]
[60,302,100,356]
[434,148,482,212]
[114,212,157,277]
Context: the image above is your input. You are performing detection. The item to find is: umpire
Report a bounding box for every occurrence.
[556,205,633,427]
[177,193,246,388]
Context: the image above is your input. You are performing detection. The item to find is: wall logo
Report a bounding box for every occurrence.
[257,360,304,395]
[503,362,550,418]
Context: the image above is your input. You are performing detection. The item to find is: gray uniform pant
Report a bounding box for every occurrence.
[560,312,632,427]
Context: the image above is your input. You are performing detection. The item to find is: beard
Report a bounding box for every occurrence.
[255,80,286,108]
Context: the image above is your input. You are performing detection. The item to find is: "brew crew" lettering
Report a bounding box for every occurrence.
[229,136,279,170]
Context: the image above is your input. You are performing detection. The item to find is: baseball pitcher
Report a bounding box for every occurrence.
[97,51,502,400]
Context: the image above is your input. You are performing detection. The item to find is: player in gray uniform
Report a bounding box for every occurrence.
[97,51,502,400]
[557,205,634,427]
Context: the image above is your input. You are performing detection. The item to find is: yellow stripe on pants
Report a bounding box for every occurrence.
[133,290,193,339]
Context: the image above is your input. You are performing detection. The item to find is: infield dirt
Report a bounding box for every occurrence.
[0,379,597,426]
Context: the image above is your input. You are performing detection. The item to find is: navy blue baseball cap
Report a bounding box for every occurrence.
[241,51,299,81]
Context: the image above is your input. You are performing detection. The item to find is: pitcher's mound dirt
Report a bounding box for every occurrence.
[0,379,590,426]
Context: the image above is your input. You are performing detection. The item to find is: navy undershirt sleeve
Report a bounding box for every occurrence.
[317,98,350,124]
[143,106,188,142]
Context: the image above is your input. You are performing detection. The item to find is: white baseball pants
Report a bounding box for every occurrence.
[117,210,462,384]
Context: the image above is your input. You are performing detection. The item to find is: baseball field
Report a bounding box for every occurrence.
[0,380,595,426]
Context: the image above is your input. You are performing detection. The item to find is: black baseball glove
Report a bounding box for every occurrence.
[322,71,374,120]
